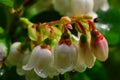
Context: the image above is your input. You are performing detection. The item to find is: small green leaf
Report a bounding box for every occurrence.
[0,27,4,34]
[28,25,37,41]
[0,0,14,7]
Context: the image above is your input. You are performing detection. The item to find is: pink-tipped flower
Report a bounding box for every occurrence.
[23,45,58,78]
[54,39,78,74]
[78,34,95,68]
[91,30,108,61]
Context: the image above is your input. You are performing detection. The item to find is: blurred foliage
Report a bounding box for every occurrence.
[0,0,120,80]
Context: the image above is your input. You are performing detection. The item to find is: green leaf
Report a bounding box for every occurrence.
[28,25,37,41]
[0,0,14,7]
[0,27,4,34]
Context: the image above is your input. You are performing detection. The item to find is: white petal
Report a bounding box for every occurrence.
[53,0,94,17]
[54,44,77,74]
[23,46,41,70]
[100,0,109,11]
[79,44,95,68]
[75,52,87,72]
[72,0,94,14]
[5,42,23,66]
[16,67,25,75]
[52,0,70,16]
[93,0,109,11]
[37,48,53,68]
[34,68,48,78]
[33,47,54,78]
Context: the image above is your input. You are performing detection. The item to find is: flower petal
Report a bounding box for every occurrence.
[5,42,22,66]
[93,0,109,11]
[23,46,41,70]
[91,30,109,61]
[75,51,87,72]
[79,44,95,68]
[94,37,108,61]
[34,68,48,78]
[54,44,77,74]
[53,0,94,17]
[100,0,109,11]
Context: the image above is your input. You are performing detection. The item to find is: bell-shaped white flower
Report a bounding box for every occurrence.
[91,30,108,61]
[54,41,78,74]
[78,34,95,68]
[5,42,30,76]
[93,0,109,11]
[5,42,24,66]
[23,45,58,78]
[52,0,96,17]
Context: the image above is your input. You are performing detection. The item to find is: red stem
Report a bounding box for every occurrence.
[88,20,96,31]
[76,21,86,34]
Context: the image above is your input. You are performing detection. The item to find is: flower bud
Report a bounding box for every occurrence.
[54,42,78,74]
[91,30,108,61]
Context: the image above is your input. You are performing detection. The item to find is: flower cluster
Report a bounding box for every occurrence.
[52,0,109,17]
[5,15,109,79]
[26,0,109,19]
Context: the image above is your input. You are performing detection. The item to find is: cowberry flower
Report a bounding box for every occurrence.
[23,45,58,78]
[5,42,23,66]
[5,42,29,75]
[93,0,109,11]
[78,34,95,68]
[54,32,78,74]
[52,0,95,17]
[88,19,108,61]
[91,30,108,61]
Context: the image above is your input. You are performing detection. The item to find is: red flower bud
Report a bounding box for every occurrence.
[91,30,108,61]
